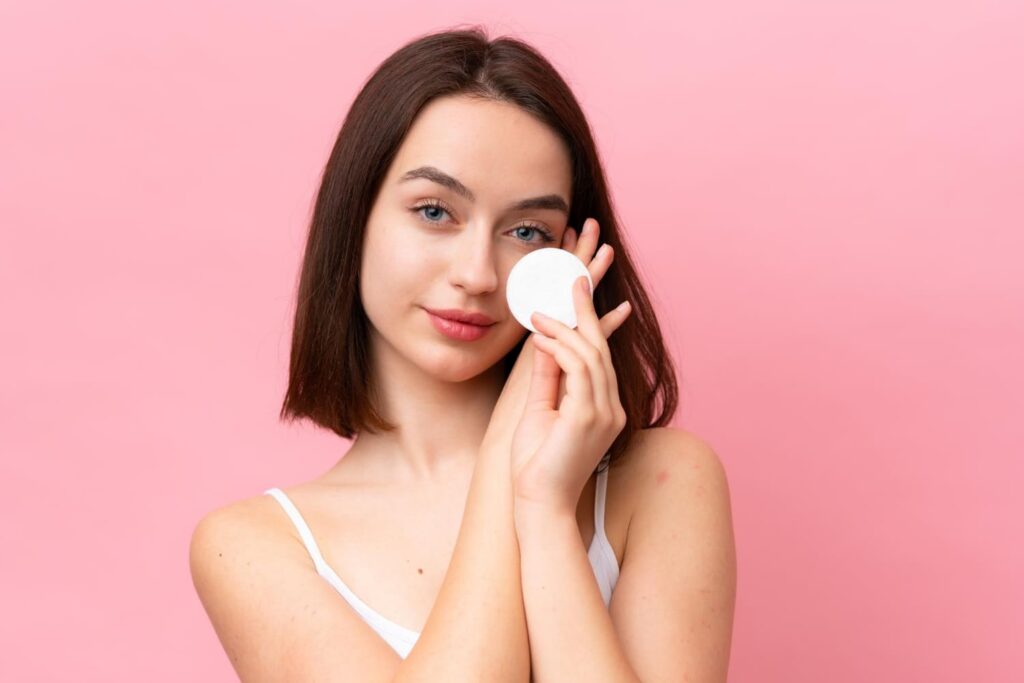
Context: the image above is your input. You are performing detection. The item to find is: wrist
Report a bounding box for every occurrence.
[513,493,576,534]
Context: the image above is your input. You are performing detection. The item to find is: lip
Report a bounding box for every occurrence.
[424,308,496,342]
[423,307,497,326]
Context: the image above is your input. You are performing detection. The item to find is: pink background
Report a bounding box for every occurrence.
[2,2,1021,681]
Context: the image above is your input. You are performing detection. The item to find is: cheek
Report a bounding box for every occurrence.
[360,221,439,314]
[372,212,442,268]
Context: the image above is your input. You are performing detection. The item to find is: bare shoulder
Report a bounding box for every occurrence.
[618,426,733,555]
[187,494,295,676]
[189,493,298,576]
[188,492,403,681]
[187,493,306,648]
[627,426,729,491]
[610,427,737,682]
[190,491,294,565]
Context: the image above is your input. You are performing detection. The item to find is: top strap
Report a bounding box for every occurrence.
[594,466,610,543]
[263,487,331,576]
[262,487,423,645]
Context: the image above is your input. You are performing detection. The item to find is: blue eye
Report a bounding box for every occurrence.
[411,199,454,224]
[510,224,556,245]
[410,199,556,246]
[418,204,448,222]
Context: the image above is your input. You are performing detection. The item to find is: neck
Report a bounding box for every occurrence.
[337,334,511,485]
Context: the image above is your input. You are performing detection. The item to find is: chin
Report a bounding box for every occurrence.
[424,356,494,383]
[417,338,512,383]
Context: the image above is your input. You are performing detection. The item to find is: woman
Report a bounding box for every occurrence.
[190,26,736,682]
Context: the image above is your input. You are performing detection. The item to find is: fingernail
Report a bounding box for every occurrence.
[580,276,591,294]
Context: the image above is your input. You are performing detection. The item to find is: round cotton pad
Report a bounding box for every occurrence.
[506,248,593,334]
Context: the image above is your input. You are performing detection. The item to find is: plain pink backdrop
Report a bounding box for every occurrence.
[2,1,1021,681]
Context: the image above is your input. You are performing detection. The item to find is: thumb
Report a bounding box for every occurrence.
[524,333,561,413]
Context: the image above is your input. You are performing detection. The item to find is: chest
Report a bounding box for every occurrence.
[289,462,636,634]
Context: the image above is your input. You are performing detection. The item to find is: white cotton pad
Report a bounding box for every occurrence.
[506,247,593,334]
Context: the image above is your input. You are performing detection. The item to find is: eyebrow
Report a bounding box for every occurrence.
[398,165,570,215]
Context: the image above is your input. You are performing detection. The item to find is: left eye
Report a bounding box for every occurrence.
[509,224,555,244]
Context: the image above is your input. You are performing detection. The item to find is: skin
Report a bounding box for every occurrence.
[278,93,638,634]
[190,93,736,680]
[341,93,580,485]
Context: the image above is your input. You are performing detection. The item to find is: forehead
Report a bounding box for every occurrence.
[387,95,572,204]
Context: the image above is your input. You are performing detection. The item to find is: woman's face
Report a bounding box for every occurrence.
[360,94,573,382]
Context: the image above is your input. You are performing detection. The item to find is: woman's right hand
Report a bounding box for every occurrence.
[479,218,631,466]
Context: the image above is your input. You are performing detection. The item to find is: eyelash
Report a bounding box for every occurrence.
[410,198,556,245]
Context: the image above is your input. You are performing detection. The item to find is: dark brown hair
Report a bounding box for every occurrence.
[280,25,679,473]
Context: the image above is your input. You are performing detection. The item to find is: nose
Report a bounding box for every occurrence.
[448,221,499,295]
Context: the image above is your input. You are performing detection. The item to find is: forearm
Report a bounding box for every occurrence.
[395,447,530,682]
[514,500,640,683]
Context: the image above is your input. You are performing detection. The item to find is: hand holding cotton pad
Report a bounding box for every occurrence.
[506,247,593,334]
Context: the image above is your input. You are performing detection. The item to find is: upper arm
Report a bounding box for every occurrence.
[189,499,404,682]
[609,428,737,683]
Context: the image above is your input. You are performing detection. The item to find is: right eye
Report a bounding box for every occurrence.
[411,199,454,224]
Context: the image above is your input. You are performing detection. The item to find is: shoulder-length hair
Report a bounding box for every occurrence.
[280,25,679,473]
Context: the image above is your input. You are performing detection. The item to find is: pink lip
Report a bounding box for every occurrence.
[425,309,495,341]
[423,307,496,326]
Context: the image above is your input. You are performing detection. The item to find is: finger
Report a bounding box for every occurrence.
[508,286,625,396]
[518,299,630,415]
[543,298,631,410]
[564,222,611,296]
[531,290,631,359]
[571,275,605,352]
[532,290,611,420]
[570,275,615,419]
[574,218,614,291]
[597,300,631,402]
[588,242,614,290]
[598,300,632,339]
[529,332,596,421]
[561,226,578,252]
[576,218,600,264]
[523,333,563,412]
[567,278,628,418]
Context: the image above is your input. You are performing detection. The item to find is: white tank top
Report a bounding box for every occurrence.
[263,465,621,659]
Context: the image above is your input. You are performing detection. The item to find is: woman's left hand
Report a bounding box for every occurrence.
[510,273,631,516]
